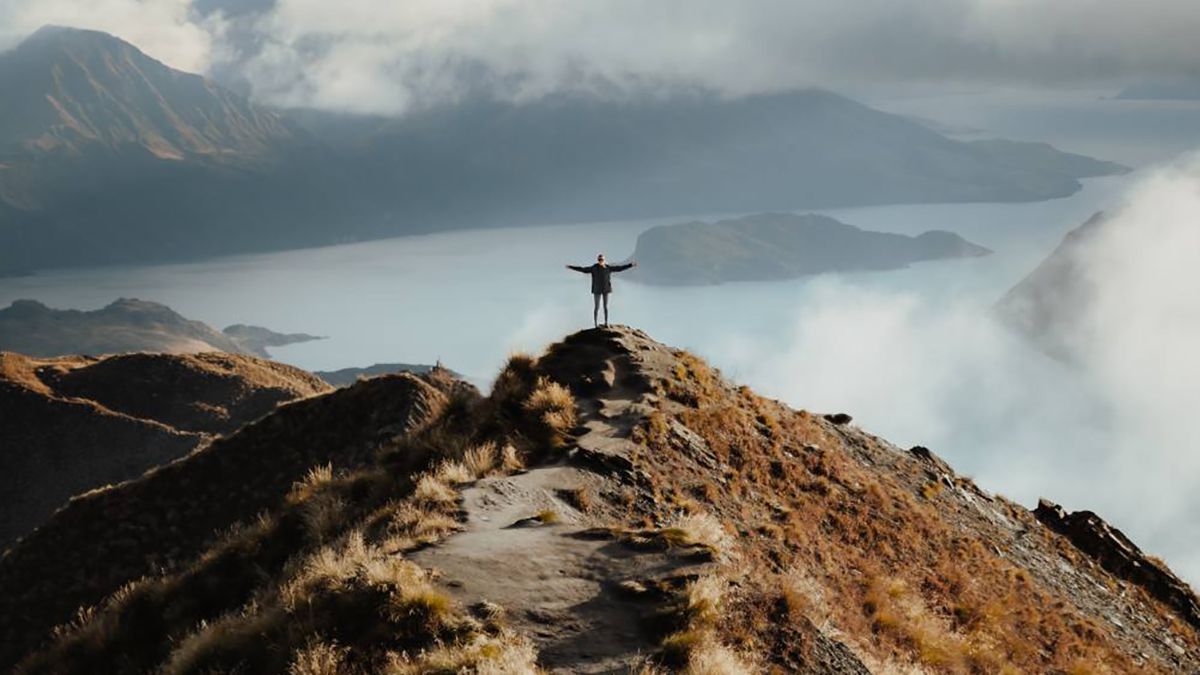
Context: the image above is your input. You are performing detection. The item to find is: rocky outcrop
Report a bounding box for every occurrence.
[1035,498,1200,628]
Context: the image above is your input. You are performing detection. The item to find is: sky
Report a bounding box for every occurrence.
[2,0,1200,114]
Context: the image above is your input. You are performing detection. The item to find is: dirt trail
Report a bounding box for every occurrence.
[411,328,695,673]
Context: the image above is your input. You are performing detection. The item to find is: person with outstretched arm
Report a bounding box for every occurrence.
[566,253,637,328]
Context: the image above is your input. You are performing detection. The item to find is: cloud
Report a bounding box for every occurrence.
[5,0,1200,113]
[0,0,216,72]
[729,155,1200,582]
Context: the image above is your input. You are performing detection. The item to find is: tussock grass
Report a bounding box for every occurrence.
[413,475,458,506]
[385,632,540,674]
[289,640,347,675]
[462,442,499,477]
[523,376,578,449]
[500,444,524,472]
[683,576,725,626]
[662,512,733,554]
[681,641,754,675]
[434,460,474,485]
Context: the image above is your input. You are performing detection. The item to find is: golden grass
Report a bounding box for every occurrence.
[462,442,499,477]
[434,460,474,485]
[683,576,725,626]
[385,632,540,675]
[413,475,458,506]
[289,641,347,675]
[627,346,1170,674]
[501,444,524,472]
[535,508,560,524]
[523,376,578,448]
[663,512,733,554]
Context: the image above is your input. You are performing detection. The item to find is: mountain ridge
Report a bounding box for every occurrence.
[0,27,1127,275]
[0,349,331,548]
[4,326,1197,672]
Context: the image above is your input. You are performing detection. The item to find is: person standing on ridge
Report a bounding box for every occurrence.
[566,254,637,328]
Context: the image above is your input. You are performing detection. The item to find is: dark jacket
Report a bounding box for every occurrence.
[569,263,633,294]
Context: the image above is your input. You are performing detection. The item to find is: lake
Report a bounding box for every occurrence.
[0,175,1127,380]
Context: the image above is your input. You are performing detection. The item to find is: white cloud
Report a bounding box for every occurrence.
[6,0,1200,113]
[731,156,1200,582]
[0,0,215,72]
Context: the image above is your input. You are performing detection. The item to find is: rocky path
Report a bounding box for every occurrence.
[410,328,696,673]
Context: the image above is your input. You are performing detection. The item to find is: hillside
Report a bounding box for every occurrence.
[0,298,322,358]
[4,327,1197,673]
[0,27,362,274]
[627,212,991,285]
[0,350,330,548]
[997,212,1105,359]
[0,28,1127,274]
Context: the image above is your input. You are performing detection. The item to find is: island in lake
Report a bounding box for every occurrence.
[625,212,991,286]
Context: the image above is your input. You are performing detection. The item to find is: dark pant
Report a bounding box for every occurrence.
[593,293,609,326]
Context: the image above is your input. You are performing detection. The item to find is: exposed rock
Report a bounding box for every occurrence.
[1034,498,1200,628]
[824,412,854,425]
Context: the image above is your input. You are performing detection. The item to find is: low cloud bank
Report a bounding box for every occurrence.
[734,157,1200,582]
[5,1,1200,114]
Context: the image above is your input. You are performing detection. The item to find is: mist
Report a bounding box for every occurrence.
[695,157,1200,582]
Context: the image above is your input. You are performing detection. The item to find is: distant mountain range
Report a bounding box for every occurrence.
[0,298,321,358]
[626,212,991,285]
[0,27,1127,274]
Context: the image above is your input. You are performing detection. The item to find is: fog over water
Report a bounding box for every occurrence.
[2,91,1199,582]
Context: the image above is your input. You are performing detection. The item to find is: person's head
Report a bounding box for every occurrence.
[597,253,606,265]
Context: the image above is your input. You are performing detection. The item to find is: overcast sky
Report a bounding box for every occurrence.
[2,0,1200,113]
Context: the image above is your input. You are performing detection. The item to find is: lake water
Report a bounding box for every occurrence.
[0,175,1127,380]
[3,89,1199,581]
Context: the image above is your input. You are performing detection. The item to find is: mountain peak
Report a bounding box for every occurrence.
[0,24,295,163]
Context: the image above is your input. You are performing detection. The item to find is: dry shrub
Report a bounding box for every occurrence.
[434,460,474,486]
[662,512,733,554]
[289,464,335,502]
[523,376,578,448]
[385,633,539,675]
[462,442,499,477]
[413,475,458,506]
[683,641,754,675]
[500,444,524,472]
[289,640,347,675]
[535,508,560,524]
[684,576,725,626]
[487,353,539,423]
